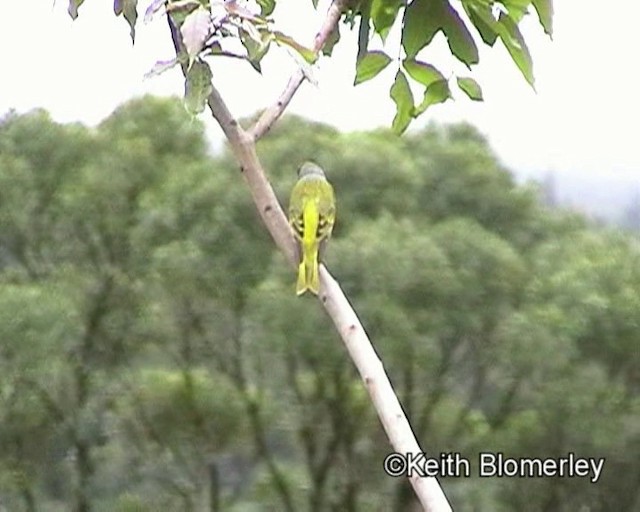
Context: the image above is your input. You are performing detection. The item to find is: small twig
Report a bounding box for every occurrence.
[249,70,304,141]
[248,0,349,141]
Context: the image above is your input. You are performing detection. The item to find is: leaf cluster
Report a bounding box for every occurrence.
[67,0,553,128]
[353,0,552,132]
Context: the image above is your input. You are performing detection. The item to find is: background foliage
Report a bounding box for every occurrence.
[1,97,639,511]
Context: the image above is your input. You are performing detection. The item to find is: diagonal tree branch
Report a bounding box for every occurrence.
[248,0,348,141]
[206,85,298,264]
[168,2,451,510]
[168,16,297,264]
[319,268,451,511]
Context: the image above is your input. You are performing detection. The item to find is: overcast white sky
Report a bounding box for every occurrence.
[1,0,639,180]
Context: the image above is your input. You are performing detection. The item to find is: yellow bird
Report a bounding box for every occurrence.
[288,162,336,295]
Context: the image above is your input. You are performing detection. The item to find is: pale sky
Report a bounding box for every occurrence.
[1,0,639,181]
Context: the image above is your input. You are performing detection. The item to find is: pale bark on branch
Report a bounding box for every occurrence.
[168,2,451,510]
[248,0,346,141]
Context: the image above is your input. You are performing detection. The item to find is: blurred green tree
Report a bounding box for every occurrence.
[1,104,639,512]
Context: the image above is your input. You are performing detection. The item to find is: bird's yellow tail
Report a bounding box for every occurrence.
[296,248,319,295]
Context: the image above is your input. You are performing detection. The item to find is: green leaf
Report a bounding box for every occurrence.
[273,31,317,64]
[322,24,341,57]
[402,0,438,58]
[240,28,271,73]
[166,0,200,11]
[256,0,276,17]
[311,0,319,8]
[496,12,534,86]
[532,0,553,37]
[441,2,479,67]
[390,71,414,135]
[414,79,450,115]
[121,0,139,42]
[501,0,531,22]
[354,51,393,86]
[115,0,140,42]
[402,0,478,67]
[68,0,85,19]
[402,58,445,87]
[371,0,403,40]
[184,60,212,115]
[457,76,483,101]
[166,1,204,25]
[463,2,498,46]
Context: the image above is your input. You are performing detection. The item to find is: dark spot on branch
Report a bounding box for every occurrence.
[239,166,245,173]
[230,119,237,127]
[264,205,272,213]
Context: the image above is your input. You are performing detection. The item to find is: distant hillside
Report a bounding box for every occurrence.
[515,168,640,226]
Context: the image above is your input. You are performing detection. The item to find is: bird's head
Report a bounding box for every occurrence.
[298,161,326,179]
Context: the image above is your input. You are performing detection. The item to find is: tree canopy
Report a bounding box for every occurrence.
[1,98,638,511]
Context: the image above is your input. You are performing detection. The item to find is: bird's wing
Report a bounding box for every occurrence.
[289,186,305,240]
